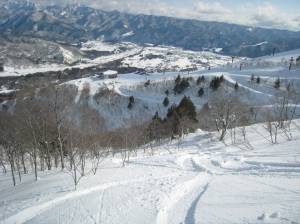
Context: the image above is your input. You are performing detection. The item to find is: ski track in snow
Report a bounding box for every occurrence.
[184,183,210,224]
[156,154,213,224]
[2,173,179,224]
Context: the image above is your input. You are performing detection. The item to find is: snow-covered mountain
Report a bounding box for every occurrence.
[1,1,300,57]
[0,36,83,67]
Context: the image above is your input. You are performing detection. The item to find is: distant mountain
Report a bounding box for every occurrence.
[1,1,300,57]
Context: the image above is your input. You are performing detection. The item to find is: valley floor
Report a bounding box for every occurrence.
[1,121,300,224]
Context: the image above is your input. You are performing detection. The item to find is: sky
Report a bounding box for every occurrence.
[33,0,300,31]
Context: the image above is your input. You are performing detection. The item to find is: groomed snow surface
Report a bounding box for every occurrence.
[1,120,300,224]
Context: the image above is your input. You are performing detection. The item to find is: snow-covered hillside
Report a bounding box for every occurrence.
[63,58,300,130]
[235,48,300,69]
[1,120,300,224]
[121,45,234,71]
[0,41,237,77]
[1,47,300,132]
[259,49,300,63]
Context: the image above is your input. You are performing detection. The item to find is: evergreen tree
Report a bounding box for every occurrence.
[129,96,135,103]
[176,96,197,120]
[201,76,205,82]
[197,76,205,85]
[287,82,291,92]
[128,96,135,109]
[251,74,255,82]
[297,56,300,66]
[144,80,150,87]
[198,87,204,97]
[167,104,177,118]
[148,97,198,139]
[174,78,190,94]
[289,57,294,71]
[274,78,280,89]
[220,75,224,82]
[234,82,239,90]
[163,96,170,107]
[210,77,222,90]
[256,76,261,84]
[175,75,181,84]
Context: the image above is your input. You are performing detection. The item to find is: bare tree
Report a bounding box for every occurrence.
[64,126,86,190]
[265,83,300,143]
[0,111,19,186]
[210,91,250,142]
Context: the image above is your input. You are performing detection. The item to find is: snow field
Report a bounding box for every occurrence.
[1,120,300,224]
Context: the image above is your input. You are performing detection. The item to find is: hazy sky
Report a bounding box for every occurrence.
[33,0,300,31]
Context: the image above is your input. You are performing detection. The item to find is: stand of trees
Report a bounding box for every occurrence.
[0,85,147,188]
[174,75,190,94]
[210,76,224,91]
[148,96,198,141]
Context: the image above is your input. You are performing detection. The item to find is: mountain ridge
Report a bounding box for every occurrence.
[1,1,300,57]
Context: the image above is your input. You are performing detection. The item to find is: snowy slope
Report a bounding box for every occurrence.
[1,120,300,224]
[232,48,300,70]
[258,48,300,63]
[63,61,300,130]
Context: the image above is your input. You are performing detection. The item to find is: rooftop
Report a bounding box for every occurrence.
[103,70,118,75]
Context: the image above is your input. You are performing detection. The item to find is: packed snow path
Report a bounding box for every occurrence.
[1,122,300,224]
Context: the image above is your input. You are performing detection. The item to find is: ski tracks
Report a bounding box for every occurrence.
[184,183,210,224]
[2,173,178,224]
[156,154,214,224]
